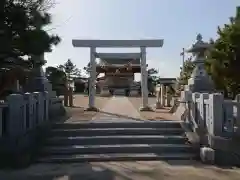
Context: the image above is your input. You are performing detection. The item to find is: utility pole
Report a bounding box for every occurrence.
[180,48,185,73]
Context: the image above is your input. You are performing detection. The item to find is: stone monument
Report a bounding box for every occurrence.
[185,34,215,93]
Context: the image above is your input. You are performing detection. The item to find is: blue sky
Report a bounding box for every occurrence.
[45,0,239,80]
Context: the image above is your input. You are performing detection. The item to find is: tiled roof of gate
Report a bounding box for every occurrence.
[100,58,140,65]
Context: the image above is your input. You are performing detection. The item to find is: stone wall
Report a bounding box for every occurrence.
[0,91,65,167]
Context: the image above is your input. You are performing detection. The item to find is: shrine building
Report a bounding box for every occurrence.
[96,53,141,96]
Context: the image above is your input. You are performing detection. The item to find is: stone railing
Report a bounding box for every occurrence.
[180,91,240,138]
[177,91,240,165]
[0,91,65,167]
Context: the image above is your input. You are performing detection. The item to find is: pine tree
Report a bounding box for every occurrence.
[0,0,61,96]
[0,0,60,64]
[207,6,240,97]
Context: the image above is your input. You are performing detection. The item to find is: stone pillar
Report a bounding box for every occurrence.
[155,85,162,109]
[69,87,73,107]
[165,86,171,107]
[43,91,49,122]
[64,87,69,107]
[139,47,151,111]
[160,84,165,107]
[87,47,98,111]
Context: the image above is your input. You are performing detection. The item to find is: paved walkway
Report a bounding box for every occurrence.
[92,96,142,122]
[1,160,240,180]
[66,95,175,122]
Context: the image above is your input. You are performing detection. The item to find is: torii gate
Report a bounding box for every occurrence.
[72,39,164,111]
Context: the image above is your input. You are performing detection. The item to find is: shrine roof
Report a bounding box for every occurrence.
[99,58,140,65]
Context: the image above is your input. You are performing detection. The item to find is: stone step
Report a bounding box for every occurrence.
[52,121,182,129]
[50,128,184,137]
[41,144,195,155]
[38,153,197,163]
[46,135,187,146]
[39,120,198,163]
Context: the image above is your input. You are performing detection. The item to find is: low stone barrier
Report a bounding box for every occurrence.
[0,91,65,167]
[175,90,240,165]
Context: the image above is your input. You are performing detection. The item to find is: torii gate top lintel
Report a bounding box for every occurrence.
[72,39,164,48]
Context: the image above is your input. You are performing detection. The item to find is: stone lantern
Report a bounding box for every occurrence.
[185,34,215,93]
[27,54,49,92]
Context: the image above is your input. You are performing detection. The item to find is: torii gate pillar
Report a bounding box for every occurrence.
[140,46,149,111]
[89,47,97,111]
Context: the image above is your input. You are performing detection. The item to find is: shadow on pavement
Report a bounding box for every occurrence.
[0,163,129,180]
[68,105,143,121]
[97,110,143,121]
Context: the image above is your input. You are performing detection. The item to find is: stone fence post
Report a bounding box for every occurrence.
[235,94,240,102]
[33,92,43,125]
[180,90,192,102]
[191,92,200,124]
[24,93,35,130]
[43,91,49,122]
[234,94,240,135]
[0,103,8,137]
[208,93,224,138]
[7,94,26,137]
[199,93,209,130]
[0,106,2,137]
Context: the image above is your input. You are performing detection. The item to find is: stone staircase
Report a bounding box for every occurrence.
[37,121,198,163]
